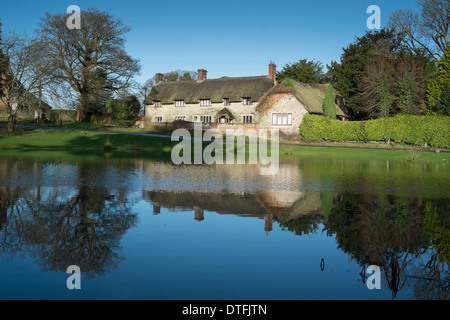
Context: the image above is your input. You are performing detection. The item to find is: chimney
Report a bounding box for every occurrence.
[268,61,277,84]
[197,69,207,82]
[155,73,164,84]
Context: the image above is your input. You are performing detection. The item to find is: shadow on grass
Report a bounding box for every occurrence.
[63,132,176,161]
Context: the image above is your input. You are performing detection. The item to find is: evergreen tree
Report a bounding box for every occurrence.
[427,48,450,111]
[435,83,450,116]
[277,59,326,84]
[327,29,406,120]
[323,84,337,119]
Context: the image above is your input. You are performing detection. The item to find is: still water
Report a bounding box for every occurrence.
[0,153,449,300]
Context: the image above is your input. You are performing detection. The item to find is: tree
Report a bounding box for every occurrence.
[322,84,337,119]
[359,57,395,118]
[0,31,55,131]
[359,55,426,118]
[106,95,141,127]
[86,68,114,116]
[277,59,326,84]
[389,0,450,60]
[394,57,426,115]
[327,29,406,120]
[0,19,5,98]
[36,8,141,122]
[427,47,450,111]
[434,82,450,115]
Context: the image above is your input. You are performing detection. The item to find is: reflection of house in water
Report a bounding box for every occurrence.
[137,159,328,234]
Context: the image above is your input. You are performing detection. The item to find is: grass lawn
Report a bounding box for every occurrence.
[0,127,175,159]
[0,126,448,165]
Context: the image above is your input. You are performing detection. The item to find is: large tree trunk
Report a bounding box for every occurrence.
[78,91,88,122]
[7,114,15,133]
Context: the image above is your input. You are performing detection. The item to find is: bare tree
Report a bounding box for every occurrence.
[36,8,141,122]
[389,0,450,60]
[0,32,55,131]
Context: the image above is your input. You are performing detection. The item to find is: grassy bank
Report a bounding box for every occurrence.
[0,127,176,159]
[0,126,448,165]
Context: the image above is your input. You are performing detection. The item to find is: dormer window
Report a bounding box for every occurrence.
[223,98,230,106]
[154,101,162,108]
[199,99,211,106]
[242,97,252,105]
[174,100,185,107]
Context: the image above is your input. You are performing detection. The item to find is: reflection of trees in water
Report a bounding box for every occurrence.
[0,160,138,279]
[414,200,450,300]
[324,193,449,300]
[274,214,324,236]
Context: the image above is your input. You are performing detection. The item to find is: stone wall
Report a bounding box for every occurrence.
[145,101,258,124]
[258,93,308,135]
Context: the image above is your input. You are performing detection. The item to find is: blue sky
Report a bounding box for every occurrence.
[1,0,419,84]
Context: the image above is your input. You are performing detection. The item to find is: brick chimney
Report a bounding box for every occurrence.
[155,73,164,84]
[268,61,277,84]
[197,69,207,82]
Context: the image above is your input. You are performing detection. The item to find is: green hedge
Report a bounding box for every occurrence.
[299,114,450,149]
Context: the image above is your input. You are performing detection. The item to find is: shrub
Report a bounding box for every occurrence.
[322,84,337,119]
[299,114,450,149]
[103,137,114,152]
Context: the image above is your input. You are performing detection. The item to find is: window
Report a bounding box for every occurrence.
[154,116,163,123]
[174,100,185,107]
[223,98,230,106]
[175,116,186,121]
[242,97,252,105]
[243,115,253,124]
[154,101,162,108]
[200,115,212,123]
[272,113,292,125]
[199,99,211,106]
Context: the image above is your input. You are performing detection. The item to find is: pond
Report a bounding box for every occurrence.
[0,152,449,300]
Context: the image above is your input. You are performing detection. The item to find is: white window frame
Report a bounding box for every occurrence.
[174,100,185,107]
[199,99,211,106]
[175,116,186,121]
[223,98,230,106]
[154,116,163,123]
[242,97,252,105]
[154,101,162,108]
[272,113,292,126]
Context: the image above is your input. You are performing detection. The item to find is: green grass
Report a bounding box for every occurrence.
[0,128,176,160]
[279,143,447,164]
[8,120,174,135]
[0,127,448,165]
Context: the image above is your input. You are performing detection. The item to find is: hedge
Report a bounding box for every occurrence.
[299,114,450,149]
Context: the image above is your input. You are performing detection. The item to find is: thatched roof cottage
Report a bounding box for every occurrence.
[144,62,346,134]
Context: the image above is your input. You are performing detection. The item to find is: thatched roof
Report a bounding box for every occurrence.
[281,79,346,116]
[146,76,274,105]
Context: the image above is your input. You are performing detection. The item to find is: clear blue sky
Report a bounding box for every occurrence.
[1,0,419,84]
